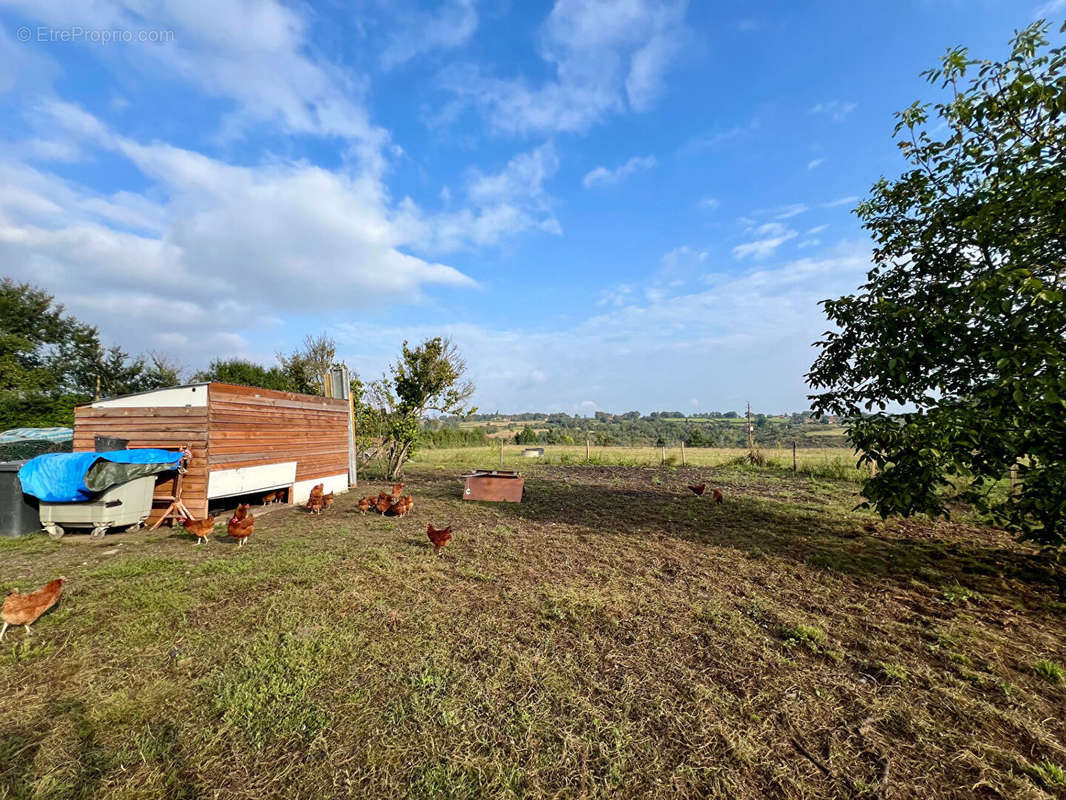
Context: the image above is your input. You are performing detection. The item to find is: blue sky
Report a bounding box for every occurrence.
[0,0,1061,414]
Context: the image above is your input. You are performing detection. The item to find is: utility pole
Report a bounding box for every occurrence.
[746,402,754,451]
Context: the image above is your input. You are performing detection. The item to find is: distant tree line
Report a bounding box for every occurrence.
[424,413,848,450]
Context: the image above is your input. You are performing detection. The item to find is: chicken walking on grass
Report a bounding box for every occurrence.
[426,524,452,557]
[687,483,706,497]
[322,491,335,510]
[712,488,724,504]
[228,504,254,547]
[2,578,65,640]
[181,515,216,545]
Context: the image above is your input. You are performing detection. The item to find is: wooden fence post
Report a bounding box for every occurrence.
[661,445,666,466]
[792,441,797,472]
[681,440,686,466]
[586,437,590,462]
[499,439,503,470]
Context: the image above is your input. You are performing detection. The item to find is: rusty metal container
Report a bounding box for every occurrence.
[462,470,524,502]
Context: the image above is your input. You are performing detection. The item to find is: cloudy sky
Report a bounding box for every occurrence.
[0,1,1058,414]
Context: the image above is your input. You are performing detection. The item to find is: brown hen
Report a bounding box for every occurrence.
[2,578,65,640]
[306,483,325,514]
[426,524,452,556]
[181,515,216,545]
[228,504,254,546]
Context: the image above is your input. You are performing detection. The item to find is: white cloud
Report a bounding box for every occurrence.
[699,196,720,210]
[823,195,859,208]
[625,31,681,110]
[681,118,760,153]
[1035,0,1066,16]
[807,157,825,170]
[438,0,690,134]
[774,203,808,220]
[4,0,383,151]
[732,222,798,260]
[408,141,563,251]
[810,100,857,122]
[806,224,828,235]
[333,242,873,413]
[598,283,634,307]
[657,245,708,285]
[468,142,559,203]
[582,154,656,188]
[0,104,503,365]
[380,0,478,69]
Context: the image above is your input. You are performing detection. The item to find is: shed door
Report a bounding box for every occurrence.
[207,462,297,499]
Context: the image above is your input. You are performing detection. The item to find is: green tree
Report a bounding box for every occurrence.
[514,425,538,445]
[808,23,1066,553]
[348,374,388,467]
[370,337,475,479]
[192,359,292,391]
[278,333,337,395]
[136,353,182,392]
[0,279,174,428]
[686,427,714,447]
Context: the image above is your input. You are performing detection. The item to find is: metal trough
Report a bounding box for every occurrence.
[463,470,524,502]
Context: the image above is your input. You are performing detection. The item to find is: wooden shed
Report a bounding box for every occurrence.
[73,382,352,524]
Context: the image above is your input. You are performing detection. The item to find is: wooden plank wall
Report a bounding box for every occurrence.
[207,384,349,483]
[72,406,209,522]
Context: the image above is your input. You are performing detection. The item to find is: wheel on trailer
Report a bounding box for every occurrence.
[90,525,109,541]
[45,523,65,541]
[126,521,144,532]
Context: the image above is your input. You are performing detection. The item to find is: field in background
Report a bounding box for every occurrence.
[412,445,866,481]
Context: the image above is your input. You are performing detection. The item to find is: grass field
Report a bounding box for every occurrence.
[413,445,865,481]
[1,462,1064,799]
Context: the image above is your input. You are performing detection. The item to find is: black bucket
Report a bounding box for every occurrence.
[94,436,129,452]
[0,461,40,537]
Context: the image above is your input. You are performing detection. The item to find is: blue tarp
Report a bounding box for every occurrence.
[18,449,184,503]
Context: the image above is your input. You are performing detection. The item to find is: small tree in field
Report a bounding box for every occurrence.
[808,23,1066,556]
[371,338,475,479]
[514,425,538,445]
